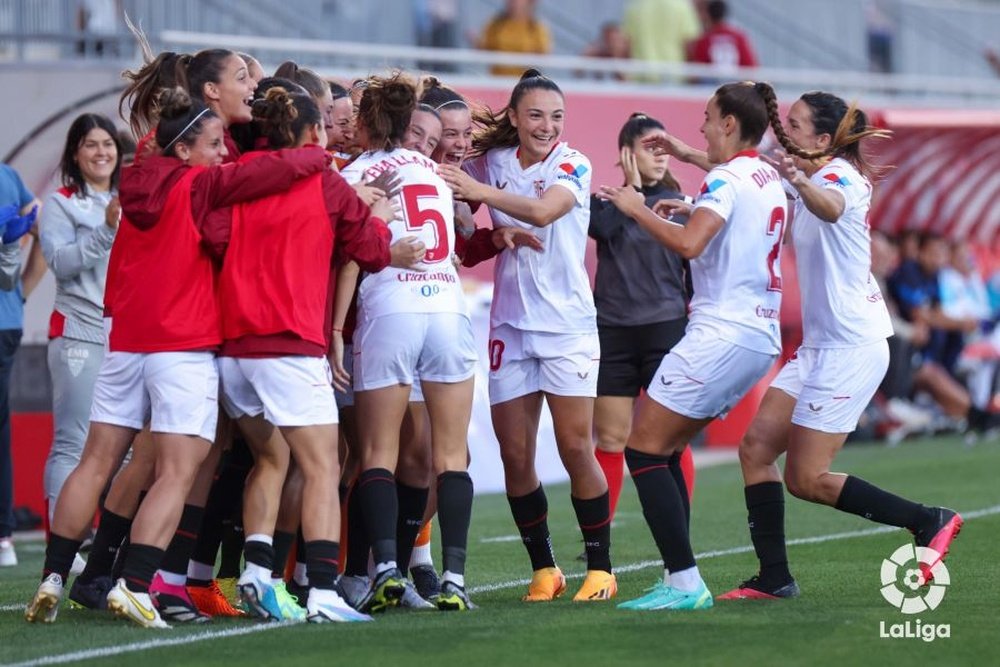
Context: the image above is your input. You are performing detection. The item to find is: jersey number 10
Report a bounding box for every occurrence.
[402,184,449,264]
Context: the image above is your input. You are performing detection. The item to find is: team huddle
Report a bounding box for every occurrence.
[22,34,963,629]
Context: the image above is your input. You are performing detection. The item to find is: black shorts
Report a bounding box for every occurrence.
[597,318,688,397]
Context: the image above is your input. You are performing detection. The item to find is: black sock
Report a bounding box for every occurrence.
[571,492,612,573]
[437,472,473,576]
[967,405,990,432]
[111,536,130,582]
[243,538,274,571]
[272,530,296,580]
[43,533,84,582]
[217,517,244,579]
[667,452,691,527]
[835,475,934,530]
[507,485,556,570]
[295,528,307,570]
[122,543,165,593]
[79,508,131,583]
[395,481,429,572]
[344,481,370,577]
[357,468,398,567]
[158,504,204,578]
[193,439,250,578]
[625,447,695,573]
[745,482,792,586]
[305,540,339,590]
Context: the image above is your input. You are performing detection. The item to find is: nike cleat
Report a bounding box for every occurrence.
[572,570,618,601]
[410,564,442,600]
[618,581,714,611]
[361,568,407,613]
[336,574,371,611]
[522,566,566,602]
[68,575,113,610]
[272,580,307,620]
[149,574,210,624]
[306,587,373,623]
[187,580,245,617]
[435,580,476,611]
[106,578,171,628]
[25,573,64,623]
[915,508,963,583]
[716,575,801,600]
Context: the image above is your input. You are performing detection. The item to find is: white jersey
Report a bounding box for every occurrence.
[464,142,596,334]
[341,148,466,319]
[790,158,893,347]
[690,151,786,354]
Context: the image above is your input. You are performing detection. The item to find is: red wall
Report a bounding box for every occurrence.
[12,413,53,519]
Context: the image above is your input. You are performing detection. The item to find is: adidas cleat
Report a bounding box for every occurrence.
[435,580,476,611]
[522,566,566,602]
[25,573,64,623]
[150,574,210,624]
[618,581,714,611]
[106,578,171,628]
[716,575,800,600]
[68,575,113,610]
[573,570,617,601]
[237,571,284,621]
[306,588,373,623]
[187,579,245,617]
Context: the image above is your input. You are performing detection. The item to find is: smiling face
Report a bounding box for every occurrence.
[75,127,118,191]
[327,96,354,151]
[700,96,733,164]
[786,99,830,167]
[404,109,443,158]
[175,117,228,167]
[509,88,564,164]
[632,128,669,185]
[434,105,473,165]
[204,54,257,126]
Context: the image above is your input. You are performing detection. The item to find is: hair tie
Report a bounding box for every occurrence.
[433,99,469,112]
[162,107,210,152]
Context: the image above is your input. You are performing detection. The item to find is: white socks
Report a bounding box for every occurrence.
[669,566,703,593]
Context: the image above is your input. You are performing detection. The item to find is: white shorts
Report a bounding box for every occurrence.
[90,350,218,441]
[646,325,776,420]
[488,324,600,405]
[772,339,889,433]
[219,356,338,427]
[334,343,355,409]
[354,312,477,392]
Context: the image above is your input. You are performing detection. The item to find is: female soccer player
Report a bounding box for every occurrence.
[598,81,788,611]
[716,91,962,600]
[342,73,479,611]
[440,69,615,603]
[589,112,695,525]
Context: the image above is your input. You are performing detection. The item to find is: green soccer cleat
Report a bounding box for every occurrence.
[272,580,307,621]
[617,581,714,611]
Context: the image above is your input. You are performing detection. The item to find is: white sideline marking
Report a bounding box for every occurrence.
[2,504,998,667]
[480,535,522,544]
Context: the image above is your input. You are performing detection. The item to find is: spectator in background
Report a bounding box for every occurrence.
[986,49,1000,77]
[0,163,46,567]
[581,22,630,80]
[75,0,122,58]
[622,0,700,82]
[688,1,758,73]
[414,0,459,72]
[865,0,895,73]
[473,0,551,77]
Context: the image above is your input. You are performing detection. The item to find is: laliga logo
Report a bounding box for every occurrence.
[878,543,951,642]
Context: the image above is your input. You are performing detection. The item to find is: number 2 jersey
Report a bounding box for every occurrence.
[341,148,467,319]
[691,150,787,355]
[463,142,597,335]
[789,158,892,348]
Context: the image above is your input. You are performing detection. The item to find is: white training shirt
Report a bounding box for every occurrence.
[690,150,787,355]
[341,148,466,319]
[464,142,597,334]
[789,158,893,347]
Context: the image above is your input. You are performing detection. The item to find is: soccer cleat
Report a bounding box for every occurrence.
[410,564,442,600]
[286,578,310,609]
[306,587,373,623]
[716,575,801,600]
[522,566,566,602]
[914,508,963,583]
[68,575,113,610]
[618,581,714,611]
[25,573,64,623]
[0,538,17,567]
[572,570,618,601]
[106,578,171,628]
[149,574,211,624]
[187,580,245,617]
[336,575,371,611]
[237,570,284,621]
[69,552,87,577]
[361,568,407,613]
[435,580,476,611]
[272,580,307,620]
[398,578,436,610]
[217,576,240,605]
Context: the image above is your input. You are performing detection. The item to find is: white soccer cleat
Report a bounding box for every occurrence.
[106,578,171,629]
[306,587,373,623]
[0,538,17,567]
[25,573,64,623]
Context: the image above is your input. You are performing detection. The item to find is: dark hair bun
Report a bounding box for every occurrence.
[157,87,194,121]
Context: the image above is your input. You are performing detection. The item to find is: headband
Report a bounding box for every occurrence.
[162,108,211,152]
